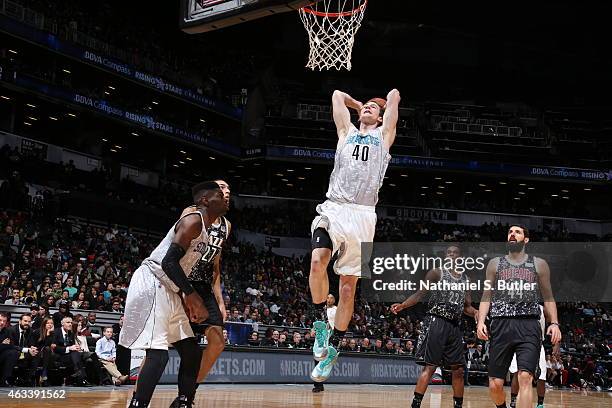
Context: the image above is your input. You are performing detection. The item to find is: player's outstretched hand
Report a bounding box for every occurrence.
[183,292,209,323]
[390,303,404,314]
[547,324,562,345]
[476,321,488,341]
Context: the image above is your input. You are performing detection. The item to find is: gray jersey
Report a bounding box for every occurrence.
[490,254,541,318]
[142,209,209,292]
[427,268,468,322]
[326,126,391,207]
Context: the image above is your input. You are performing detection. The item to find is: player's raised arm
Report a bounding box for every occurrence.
[162,214,208,322]
[390,268,441,314]
[381,88,401,149]
[332,90,362,138]
[535,257,562,344]
[477,257,499,340]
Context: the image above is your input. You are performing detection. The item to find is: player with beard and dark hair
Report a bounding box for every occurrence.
[391,245,478,408]
[477,225,561,408]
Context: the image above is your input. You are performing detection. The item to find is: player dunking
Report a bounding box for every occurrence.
[169,180,232,407]
[391,245,478,408]
[309,88,400,382]
[477,225,561,408]
[119,181,229,408]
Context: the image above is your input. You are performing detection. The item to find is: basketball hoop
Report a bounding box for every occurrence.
[299,0,368,71]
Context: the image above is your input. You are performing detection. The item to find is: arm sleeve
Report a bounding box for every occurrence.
[161,243,195,296]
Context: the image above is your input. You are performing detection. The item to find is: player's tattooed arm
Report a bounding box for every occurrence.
[391,268,441,314]
[332,90,362,138]
[477,257,499,341]
[382,88,401,150]
[536,257,562,344]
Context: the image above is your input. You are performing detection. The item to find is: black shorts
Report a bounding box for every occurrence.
[488,317,541,379]
[415,315,465,368]
[190,282,224,332]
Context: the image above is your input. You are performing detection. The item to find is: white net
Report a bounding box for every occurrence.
[299,0,368,71]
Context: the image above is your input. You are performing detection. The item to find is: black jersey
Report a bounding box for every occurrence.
[490,254,541,318]
[188,216,229,285]
[427,268,468,322]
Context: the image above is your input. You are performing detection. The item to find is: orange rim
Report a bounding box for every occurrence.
[301,0,367,18]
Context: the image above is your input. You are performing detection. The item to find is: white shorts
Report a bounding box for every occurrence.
[509,345,547,381]
[119,265,194,350]
[311,199,377,277]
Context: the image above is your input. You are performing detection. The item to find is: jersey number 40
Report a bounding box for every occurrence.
[352,145,369,161]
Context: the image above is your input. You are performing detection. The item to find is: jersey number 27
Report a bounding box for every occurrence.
[352,145,369,161]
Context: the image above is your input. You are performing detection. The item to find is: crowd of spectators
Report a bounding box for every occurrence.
[1,140,611,389]
[0,198,609,389]
[11,0,255,102]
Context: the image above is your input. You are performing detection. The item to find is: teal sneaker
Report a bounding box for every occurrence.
[310,346,338,382]
[312,321,330,361]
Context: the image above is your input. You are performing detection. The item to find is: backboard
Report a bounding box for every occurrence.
[180,0,318,34]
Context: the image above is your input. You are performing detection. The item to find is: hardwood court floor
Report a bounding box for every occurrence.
[1,384,611,408]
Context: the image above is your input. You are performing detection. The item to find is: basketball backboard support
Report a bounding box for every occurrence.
[180,0,319,34]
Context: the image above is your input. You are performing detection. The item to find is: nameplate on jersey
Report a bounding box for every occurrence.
[346,134,380,146]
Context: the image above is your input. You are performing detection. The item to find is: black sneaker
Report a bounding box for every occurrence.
[312,383,324,393]
[169,395,195,408]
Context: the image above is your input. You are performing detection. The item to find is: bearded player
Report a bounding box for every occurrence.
[477,226,561,408]
[309,88,400,382]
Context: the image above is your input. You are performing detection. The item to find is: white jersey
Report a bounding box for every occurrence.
[326,305,337,329]
[326,125,391,207]
[120,209,208,349]
[143,209,209,292]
